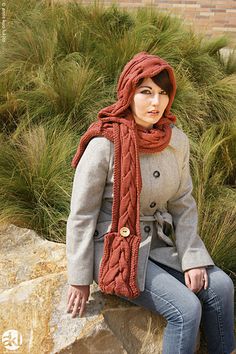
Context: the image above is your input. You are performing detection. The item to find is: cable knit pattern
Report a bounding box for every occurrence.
[71,52,177,298]
[98,123,142,297]
[118,124,139,235]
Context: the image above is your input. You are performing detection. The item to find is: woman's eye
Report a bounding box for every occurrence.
[141,90,167,95]
[139,89,167,95]
[140,90,151,94]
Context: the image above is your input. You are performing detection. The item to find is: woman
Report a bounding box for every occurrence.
[66,52,235,354]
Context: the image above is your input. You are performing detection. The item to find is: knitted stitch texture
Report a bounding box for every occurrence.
[72,52,177,298]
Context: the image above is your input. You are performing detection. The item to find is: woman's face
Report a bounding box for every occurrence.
[130,77,170,129]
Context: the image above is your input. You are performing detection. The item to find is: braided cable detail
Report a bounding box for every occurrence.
[99,123,141,298]
[110,123,121,232]
[118,123,137,234]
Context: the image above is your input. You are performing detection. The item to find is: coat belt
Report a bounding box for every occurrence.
[101,204,175,246]
[140,210,175,246]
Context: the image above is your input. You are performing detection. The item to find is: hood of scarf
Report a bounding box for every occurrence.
[72,51,177,168]
[98,51,176,125]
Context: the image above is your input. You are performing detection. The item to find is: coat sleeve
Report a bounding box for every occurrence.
[66,137,111,285]
[167,134,215,272]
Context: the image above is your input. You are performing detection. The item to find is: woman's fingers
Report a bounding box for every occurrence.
[71,295,81,318]
[193,272,204,293]
[67,292,76,313]
[184,271,191,289]
[66,285,90,318]
[184,271,199,292]
[184,268,208,293]
[67,292,87,318]
[203,269,208,289]
[191,276,201,293]
[67,288,73,306]
[79,296,87,318]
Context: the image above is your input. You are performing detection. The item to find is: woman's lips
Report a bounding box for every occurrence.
[148,111,160,115]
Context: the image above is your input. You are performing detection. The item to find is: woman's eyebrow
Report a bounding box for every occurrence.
[139,85,152,89]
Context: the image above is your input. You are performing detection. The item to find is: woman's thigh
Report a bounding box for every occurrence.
[120,260,234,332]
[152,261,234,303]
[117,259,235,353]
[119,258,202,324]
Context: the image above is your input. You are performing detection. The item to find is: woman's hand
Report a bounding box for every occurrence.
[67,285,90,318]
[184,267,208,293]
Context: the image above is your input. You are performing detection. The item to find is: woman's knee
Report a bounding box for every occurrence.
[168,292,202,326]
[208,266,234,301]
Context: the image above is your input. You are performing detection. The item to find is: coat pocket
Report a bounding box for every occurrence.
[93,220,112,241]
[155,211,176,247]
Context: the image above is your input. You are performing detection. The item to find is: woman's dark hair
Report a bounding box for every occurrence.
[136,70,172,97]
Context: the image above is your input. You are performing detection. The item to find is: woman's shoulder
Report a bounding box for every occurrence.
[74,136,111,173]
[169,125,189,152]
[86,136,111,151]
[80,136,111,164]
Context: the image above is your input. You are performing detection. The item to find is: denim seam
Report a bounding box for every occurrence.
[207,286,226,353]
[144,287,184,354]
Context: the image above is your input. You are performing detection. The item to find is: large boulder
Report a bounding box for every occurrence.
[0,225,202,353]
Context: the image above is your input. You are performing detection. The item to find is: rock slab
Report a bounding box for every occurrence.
[0,225,204,353]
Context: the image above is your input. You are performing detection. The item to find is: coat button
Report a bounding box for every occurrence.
[94,230,99,237]
[150,202,156,208]
[144,225,151,233]
[153,170,160,178]
[120,227,130,237]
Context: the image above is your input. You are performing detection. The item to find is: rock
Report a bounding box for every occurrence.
[0,224,66,291]
[0,225,202,353]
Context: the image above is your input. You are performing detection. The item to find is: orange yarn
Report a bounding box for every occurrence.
[71,52,177,298]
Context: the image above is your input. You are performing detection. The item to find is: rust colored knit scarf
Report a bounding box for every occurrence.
[72,52,177,298]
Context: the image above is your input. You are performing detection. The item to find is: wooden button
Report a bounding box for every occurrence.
[120,227,130,237]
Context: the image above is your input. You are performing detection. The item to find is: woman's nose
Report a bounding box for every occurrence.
[151,94,159,105]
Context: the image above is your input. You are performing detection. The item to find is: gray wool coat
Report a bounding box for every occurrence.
[66,125,215,291]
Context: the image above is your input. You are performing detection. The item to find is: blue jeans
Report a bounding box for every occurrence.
[118,259,236,354]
